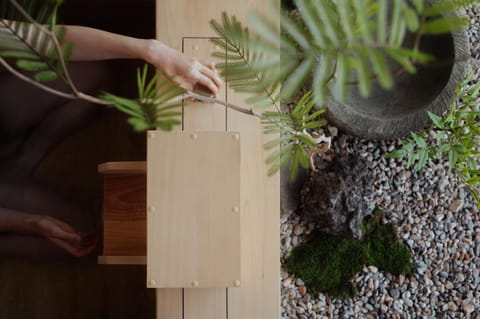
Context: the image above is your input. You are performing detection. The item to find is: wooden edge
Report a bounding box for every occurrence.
[98,162,146,175]
[98,256,147,265]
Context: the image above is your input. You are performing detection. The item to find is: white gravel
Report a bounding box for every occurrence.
[281,7,480,319]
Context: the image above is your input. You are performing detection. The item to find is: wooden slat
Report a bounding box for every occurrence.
[184,289,226,319]
[98,256,147,265]
[155,1,279,318]
[98,161,146,174]
[147,132,241,288]
[156,289,183,319]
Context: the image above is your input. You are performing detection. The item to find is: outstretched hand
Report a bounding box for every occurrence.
[26,215,97,257]
[146,40,223,98]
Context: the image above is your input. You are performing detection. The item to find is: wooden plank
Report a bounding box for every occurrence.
[98,256,147,265]
[102,173,146,256]
[183,38,227,131]
[98,161,146,174]
[184,289,226,319]
[154,16,231,317]
[155,1,279,317]
[224,2,280,317]
[156,289,183,319]
[147,132,241,288]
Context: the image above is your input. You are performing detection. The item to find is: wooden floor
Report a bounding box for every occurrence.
[0,259,155,319]
[0,2,157,318]
[0,102,152,319]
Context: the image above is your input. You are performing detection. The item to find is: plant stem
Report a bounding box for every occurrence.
[187,91,262,118]
[9,0,79,95]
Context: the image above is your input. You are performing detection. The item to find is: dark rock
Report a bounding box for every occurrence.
[299,155,374,239]
[280,163,309,214]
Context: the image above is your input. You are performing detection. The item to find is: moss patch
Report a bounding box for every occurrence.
[283,208,414,299]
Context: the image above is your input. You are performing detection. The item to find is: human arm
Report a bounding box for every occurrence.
[63,25,223,97]
[0,207,96,256]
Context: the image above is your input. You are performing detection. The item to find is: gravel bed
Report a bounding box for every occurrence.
[280,8,480,319]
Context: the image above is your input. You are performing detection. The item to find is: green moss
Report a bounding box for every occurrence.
[283,208,414,299]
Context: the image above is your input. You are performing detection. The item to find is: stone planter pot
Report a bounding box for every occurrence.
[326,28,470,140]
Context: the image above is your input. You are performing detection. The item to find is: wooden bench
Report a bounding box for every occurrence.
[99,1,279,318]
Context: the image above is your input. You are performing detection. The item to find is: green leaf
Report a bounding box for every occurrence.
[281,55,315,101]
[386,149,407,158]
[264,136,293,150]
[288,147,300,181]
[0,50,40,60]
[34,70,57,82]
[127,117,150,132]
[297,145,310,169]
[352,0,373,44]
[411,133,427,148]
[369,50,393,89]
[302,120,327,130]
[297,134,317,148]
[16,60,49,71]
[388,0,404,46]
[312,0,340,46]
[336,0,355,42]
[376,0,387,43]
[448,148,458,169]
[427,111,444,129]
[281,11,311,51]
[355,52,372,97]
[406,152,416,168]
[312,54,334,106]
[405,8,419,32]
[411,0,424,12]
[422,16,470,35]
[415,148,428,172]
[296,0,327,48]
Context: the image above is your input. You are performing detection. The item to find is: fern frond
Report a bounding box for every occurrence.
[261,91,327,180]
[0,0,72,84]
[102,66,185,132]
[209,12,281,111]
[212,0,478,110]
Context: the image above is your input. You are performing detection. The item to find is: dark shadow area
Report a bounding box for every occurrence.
[1,1,155,318]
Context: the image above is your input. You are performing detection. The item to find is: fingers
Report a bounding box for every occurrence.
[194,72,220,98]
[200,65,223,92]
[48,233,98,257]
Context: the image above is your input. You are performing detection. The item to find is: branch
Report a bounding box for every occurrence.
[9,0,80,95]
[0,56,112,105]
[187,91,262,118]
[0,56,75,99]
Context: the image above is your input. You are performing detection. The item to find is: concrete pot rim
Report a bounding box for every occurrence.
[325,28,470,140]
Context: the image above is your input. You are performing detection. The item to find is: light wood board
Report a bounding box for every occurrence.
[155,1,279,318]
[147,132,241,288]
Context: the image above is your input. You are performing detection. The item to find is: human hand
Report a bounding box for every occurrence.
[146,40,223,98]
[26,215,97,257]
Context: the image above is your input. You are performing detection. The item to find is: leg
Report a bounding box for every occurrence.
[0,175,99,259]
[1,61,115,174]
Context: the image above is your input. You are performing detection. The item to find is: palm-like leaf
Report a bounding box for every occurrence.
[210,0,479,108]
[263,91,327,180]
[0,0,72,83]
[100,65,185,132]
